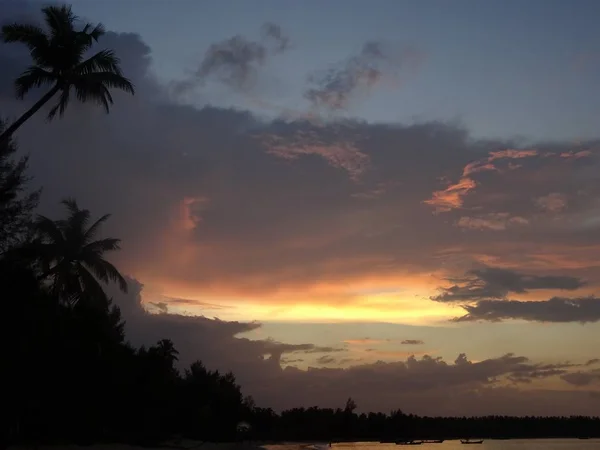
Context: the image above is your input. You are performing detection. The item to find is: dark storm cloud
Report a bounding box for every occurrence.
[304,41,423,110]
[401,339,425,345]
[453,297,600,323]
[174,23,290,94]
[432,267,586,302]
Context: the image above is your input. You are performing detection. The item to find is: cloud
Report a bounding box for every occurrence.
[106,279,600,415]
[453,297,600,323]
[432,267,587,302]
[424,148,539,213]
[344,338,389,345]
[260,22,290,53]
[109,278,343,374]
[304,41,423,110]
[401,340,425,345]
[561,369,600,386]
[535,193,568,213]
[174,23,290,94]
[560,150,593,159]
[317,355,337,365]
[261,129,369,180]
[456,213,528,231]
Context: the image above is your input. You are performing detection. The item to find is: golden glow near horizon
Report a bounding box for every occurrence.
[141,282,459,325]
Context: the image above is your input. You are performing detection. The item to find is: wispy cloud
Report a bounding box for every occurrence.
[344,338,390,345]
[304,41,423,111]
[456,213,529,231]
[173,23,290,94]
[535,193,568,213]
[261,130,369,180]
[401,339,425,345]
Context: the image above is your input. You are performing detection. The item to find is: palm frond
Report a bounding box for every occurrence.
[76,23,106,53]
[72,71,134,114]
[84,257,128,293]
[84,71,135,94]
[77,263,109,303]
[1,24,51,66]
[47,86,71,120]
[74,81,112,113]
[61,197,80,215]
[1,23,47,47]
[83,213,111,241]
[34,215,65,245]
[42,5,77,40]
[14,66,57,99]
[83,238,121,257]
[61,198,91,242]
[75,49,122,75]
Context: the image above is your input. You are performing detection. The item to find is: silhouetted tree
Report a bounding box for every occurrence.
[0,121,39,253]
[0,4,134,143]
[25,198,128,305]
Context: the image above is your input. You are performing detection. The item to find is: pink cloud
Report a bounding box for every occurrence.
[262,133,369,180]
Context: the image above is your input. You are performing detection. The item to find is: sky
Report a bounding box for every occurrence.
[2,0,600,416]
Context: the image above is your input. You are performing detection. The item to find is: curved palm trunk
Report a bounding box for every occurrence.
[0,84,61,144]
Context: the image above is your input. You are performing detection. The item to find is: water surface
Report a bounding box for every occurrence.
[266,439,600,450]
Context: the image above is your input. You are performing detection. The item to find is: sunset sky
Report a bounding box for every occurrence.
[2,0,600,416]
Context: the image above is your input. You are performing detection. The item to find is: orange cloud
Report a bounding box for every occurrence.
[424,148,539,213]
[457,213,529,231]
[424,177,477,212]
[560,150,592,159]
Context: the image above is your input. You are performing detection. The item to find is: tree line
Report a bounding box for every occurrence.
[1,4,599,448]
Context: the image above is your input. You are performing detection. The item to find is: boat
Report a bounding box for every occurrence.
[422,440,444,444]
[460,439,484,444]
[396,441,422,446]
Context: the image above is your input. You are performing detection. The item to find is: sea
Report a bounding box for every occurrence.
[265,440,600,450]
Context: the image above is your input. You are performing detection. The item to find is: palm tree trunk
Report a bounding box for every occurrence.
[0,84,61,144]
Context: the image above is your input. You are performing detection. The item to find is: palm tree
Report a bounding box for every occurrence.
[155,338,180,365]
[0,4,135,143]
[30,198,127,305]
